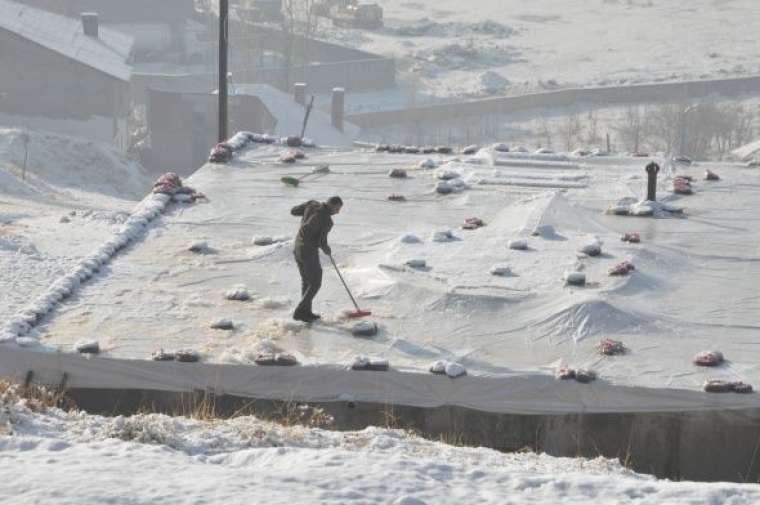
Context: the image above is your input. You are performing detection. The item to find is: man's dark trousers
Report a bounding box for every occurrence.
[294,246,322,317]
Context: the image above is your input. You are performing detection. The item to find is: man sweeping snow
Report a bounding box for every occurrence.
[290,196,343,322]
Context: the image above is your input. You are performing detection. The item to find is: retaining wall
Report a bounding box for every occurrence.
[347,75,760,129]
[3,345,760,482]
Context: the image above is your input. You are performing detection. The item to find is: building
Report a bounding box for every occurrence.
[10,0,199,61]
[0,0,134,148]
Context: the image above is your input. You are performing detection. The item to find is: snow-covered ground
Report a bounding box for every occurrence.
[318,0,760,104]
[0,128,152,322]
[2,385,760,504]
[8,141,758,412]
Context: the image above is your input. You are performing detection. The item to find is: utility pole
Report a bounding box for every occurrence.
[218,0,229,143]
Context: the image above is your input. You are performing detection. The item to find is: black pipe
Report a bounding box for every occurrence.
[218,0,229,143]
[645,162,660,201]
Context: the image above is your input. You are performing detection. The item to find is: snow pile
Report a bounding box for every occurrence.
[607,197,684,217]
[0,128,150,200]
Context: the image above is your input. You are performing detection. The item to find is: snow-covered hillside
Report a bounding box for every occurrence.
[2,384,759,505]
[0,128,151,202]
[325,0,760,99]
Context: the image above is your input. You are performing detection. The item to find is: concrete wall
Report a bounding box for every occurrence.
[66,387,760,483]
[347,75,760,129]
[146,88,275,174]
[230,23,396,92]
[236,57,396,93]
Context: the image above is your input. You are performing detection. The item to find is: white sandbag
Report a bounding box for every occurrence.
[75,339,100,354]
[352,321,378,337]
[400,234,421,244]
[432,230,455,242]
[564,271,586,286]
[508,239,528,250]
[429,360,447,374]
[252,236,274,246]
[579,239,602,257]
[630,202,654,217]
[188,241,209,253]
[405,258,427,269]
[490,264,512,276]
[16,337,40,347]
[210,318,235,330]
[444,362,467,378]
[225,285,252,301]
[435,168,461,180]
[418,159,438,169]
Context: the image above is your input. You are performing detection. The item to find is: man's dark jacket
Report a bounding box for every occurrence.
[291,200,333,253]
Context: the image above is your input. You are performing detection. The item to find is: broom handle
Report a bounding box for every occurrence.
[329,254,361,312]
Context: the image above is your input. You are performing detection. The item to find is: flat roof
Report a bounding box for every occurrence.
[25,145,760,413]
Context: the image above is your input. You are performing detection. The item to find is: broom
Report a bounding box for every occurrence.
[329,254,371,318]
[281,164,330,187]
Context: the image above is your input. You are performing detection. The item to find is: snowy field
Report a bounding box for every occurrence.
[8,141,759,412]
[2,386,760,505]
[320,0,760,103]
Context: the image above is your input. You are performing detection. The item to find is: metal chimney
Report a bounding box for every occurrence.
[81,13,99,38]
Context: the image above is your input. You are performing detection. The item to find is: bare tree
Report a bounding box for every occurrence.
[643,102,686,155]
[537,116,553,149]
[584,109,601,146]
[614,106,644,153]
[561,113,582,151]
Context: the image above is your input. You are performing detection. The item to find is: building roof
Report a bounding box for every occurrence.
[0,0,133,81]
